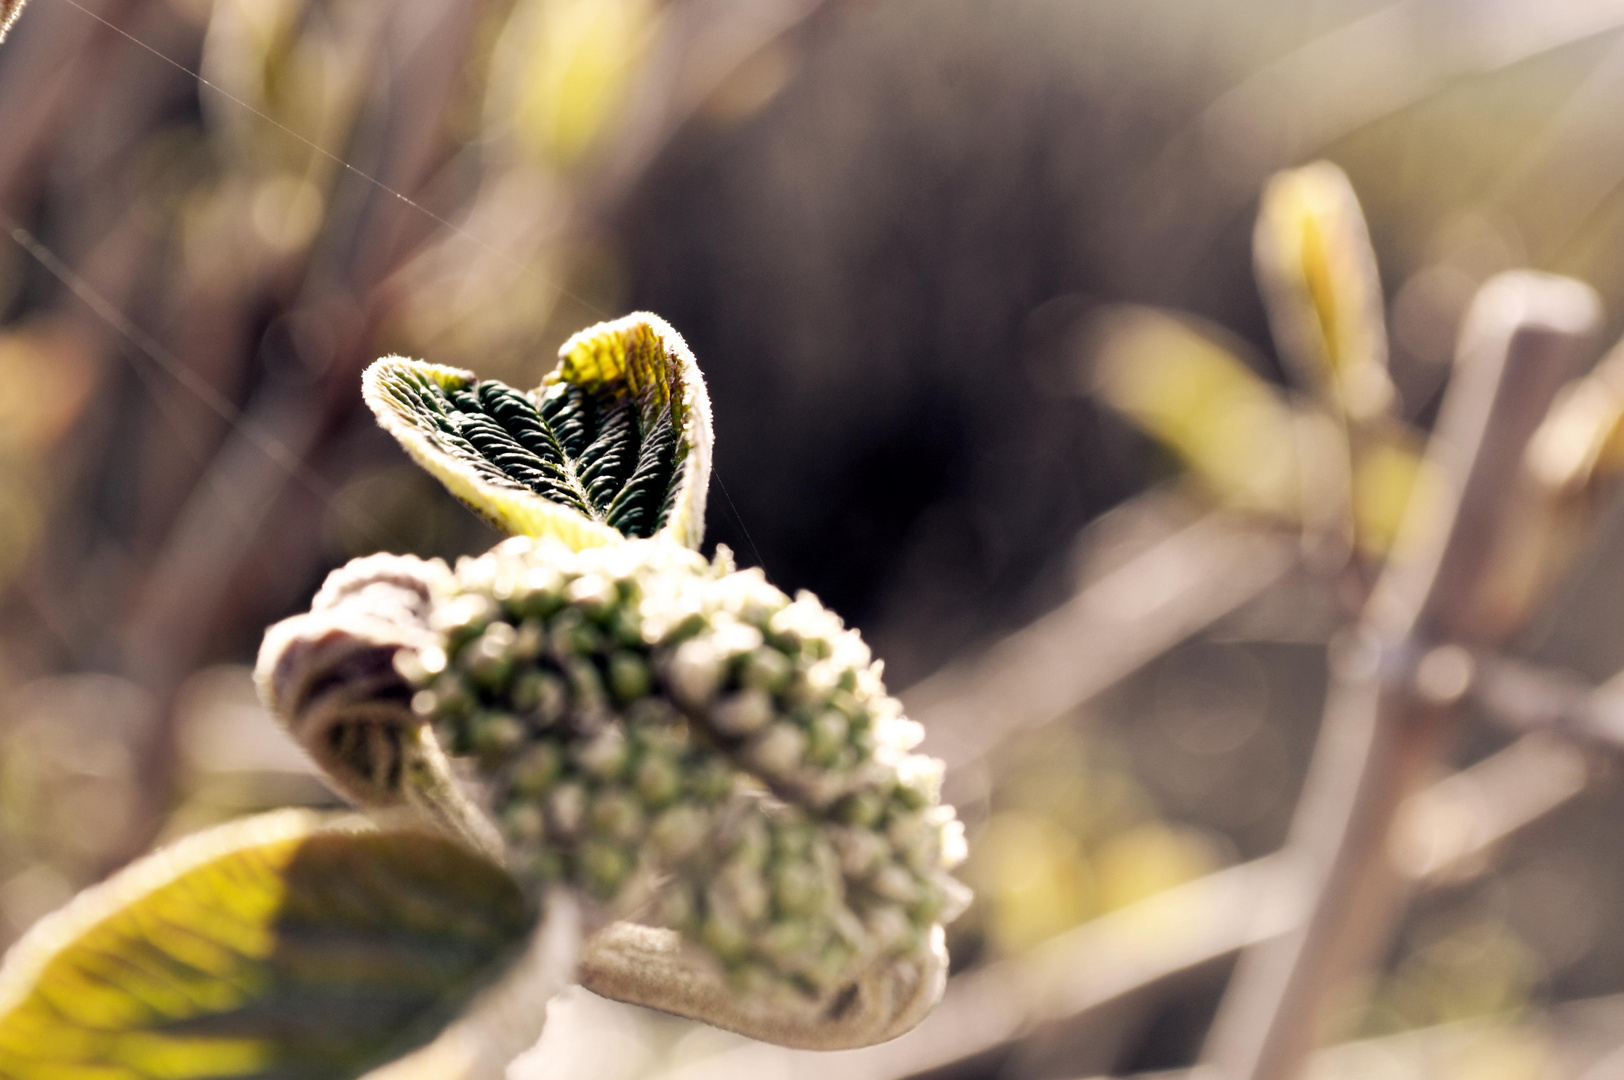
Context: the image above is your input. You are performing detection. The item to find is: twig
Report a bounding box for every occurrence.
[1198,272,1601,1080]
[588,727,1584,1080]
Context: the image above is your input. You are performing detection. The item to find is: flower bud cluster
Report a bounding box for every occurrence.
[395,535,968,997]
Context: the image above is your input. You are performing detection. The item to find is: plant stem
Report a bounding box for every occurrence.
[1197,272,1600,1080]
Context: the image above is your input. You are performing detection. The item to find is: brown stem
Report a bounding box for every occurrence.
[1197,272,1600,1080]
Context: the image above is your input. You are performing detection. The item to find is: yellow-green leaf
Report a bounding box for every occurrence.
[1092,306,1302,517]
[364,312,711,550]
[0,810,534,1079]
[1254,161,1394,422]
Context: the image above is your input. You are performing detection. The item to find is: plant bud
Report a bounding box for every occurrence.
[607,651,651,704]
[633,752,682,808]
[468,712,525,757]
[579,840,632,896]
[771,862,823,917]
[738,647,793,694]
[503,801,547,845]
[591,789,645,843]
[650,805,709,860]
[806,710,849,764]
[512,669,567,725]
[668,638,722,708]
[573,727,629,780]
[869,864,922,906]
[431,593,496,643]
[712,689,773,736]
[509,743,562,796]
[547,782,588,838]
[567,573,617,620]
[747,723,807,778]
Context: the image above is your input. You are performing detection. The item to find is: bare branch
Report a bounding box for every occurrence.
[1199,272,1602,1080]
[912,500,1297,777]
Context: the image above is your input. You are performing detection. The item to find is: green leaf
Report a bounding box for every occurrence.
[0,810,535,1079]
[363,312,712,549]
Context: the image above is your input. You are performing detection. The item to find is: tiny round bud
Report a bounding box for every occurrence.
[607,651,652,705]
[580,840,632,896]
[574,727,629,780]
[835,790,884,829]
[503,801,546,845]
[669,638,723,708]
[771,862,823,917]
[806,710,849,765]
[650,805,709,860]
[591,788,645,843]
[634,753,682,808]
[513,619,545,661]
[469,712,525,757]
[689,758,735,804]
[547,783,588,839]
[712,689,774,737]
[509,744,563,797]
[738,647,793,694]
[512,670,567,725]
[567,574,617,620]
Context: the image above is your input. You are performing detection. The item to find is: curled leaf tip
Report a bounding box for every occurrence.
[363,312,711,549]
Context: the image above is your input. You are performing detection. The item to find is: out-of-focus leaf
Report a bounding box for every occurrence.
[495,0,657,166]
[1254,161,1394,422]
[0,320,98,455]
[1527,337,1624,497]
[1351,424,1427,559]
[365,312,711,549]
[1092,306,1301,518]
[0,810,533,1078]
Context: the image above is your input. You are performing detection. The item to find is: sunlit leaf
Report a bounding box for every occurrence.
[1092,306,1302,517]
[1254,161,1394,422]
[364,312,712,550]
[0,810,534,1078]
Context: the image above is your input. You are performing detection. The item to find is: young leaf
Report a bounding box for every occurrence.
[1254,161,1394,422]
[364,312,712,549]
[0,810,534,1079]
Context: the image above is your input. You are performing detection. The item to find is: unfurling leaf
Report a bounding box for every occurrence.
[0,811,534,1079]
[364,312,712,550]
[1254,161,1394,422]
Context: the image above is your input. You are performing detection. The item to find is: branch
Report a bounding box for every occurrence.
[1198,272,1601,1080]
[911,495,1298,777]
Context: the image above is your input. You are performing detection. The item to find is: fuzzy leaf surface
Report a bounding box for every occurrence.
[364,312,711,549]
[0,811,533,1079]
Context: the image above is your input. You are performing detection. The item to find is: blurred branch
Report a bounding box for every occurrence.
[912,497,1298,778]
[0,0,141,209]
[1199,273,1601,1080]
[109,0,488,871]
[647,728,1586,1080]
[577,0,830,228]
